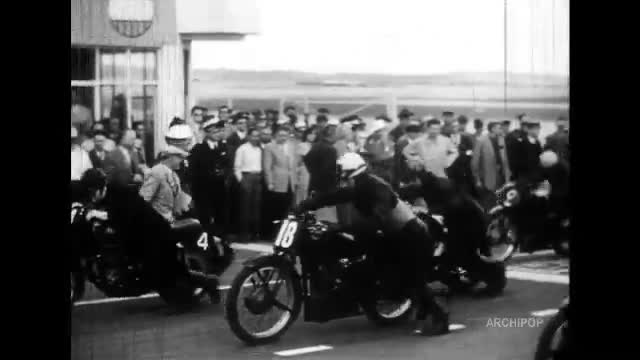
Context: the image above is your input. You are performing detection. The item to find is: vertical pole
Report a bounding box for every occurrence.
[304,97,310,114]
[126,48,132,129]
[227,98,233,110]
[504,0,508,115]
[94,47,101,124]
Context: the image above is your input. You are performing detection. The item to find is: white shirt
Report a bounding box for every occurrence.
[71,146,93,180]
[234,142,263,181]
[450,133,461,147]
[237,131,247,140]
[207,140,218,150]
[403,135,458,178]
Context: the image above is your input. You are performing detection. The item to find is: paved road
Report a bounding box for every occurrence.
[71,252,568,360]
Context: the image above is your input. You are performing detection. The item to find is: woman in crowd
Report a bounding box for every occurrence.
[139,146,192,224]
[295,125,318,204]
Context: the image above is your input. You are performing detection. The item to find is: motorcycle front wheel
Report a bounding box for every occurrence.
[534,311,569,360]
[224,256,302,345]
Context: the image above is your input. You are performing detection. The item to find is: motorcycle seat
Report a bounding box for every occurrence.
[171,218,201,232]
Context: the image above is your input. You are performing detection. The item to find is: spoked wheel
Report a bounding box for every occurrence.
[480,213,516,263]
[363,298,413,326]
[225,257,302,345]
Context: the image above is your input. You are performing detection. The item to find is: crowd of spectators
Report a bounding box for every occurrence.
[72,103,569,242]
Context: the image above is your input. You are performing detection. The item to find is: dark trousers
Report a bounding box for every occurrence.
[193,179,228,236]
[239,173,263,237]
[396,219,448,321]
[268,186,294,235]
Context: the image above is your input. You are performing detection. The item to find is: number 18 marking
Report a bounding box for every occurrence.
[275,220,298,248]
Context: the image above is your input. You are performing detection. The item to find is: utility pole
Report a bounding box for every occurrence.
[504,0,508,115]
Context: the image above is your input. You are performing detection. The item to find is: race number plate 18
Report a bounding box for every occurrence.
[274,220,299,248]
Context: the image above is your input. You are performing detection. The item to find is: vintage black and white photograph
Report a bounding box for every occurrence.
[70,0,570,359]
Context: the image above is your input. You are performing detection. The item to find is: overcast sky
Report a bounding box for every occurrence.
[192,0,569,75]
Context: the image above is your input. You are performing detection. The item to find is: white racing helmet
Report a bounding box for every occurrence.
[337,152,367,180]
[540,150,559,168]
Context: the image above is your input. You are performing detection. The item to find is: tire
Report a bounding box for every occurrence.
[71,271,85,304]
[478,262,507,296]
[362,298,414,326]
[224,256,302,345]
[534,311,568,360]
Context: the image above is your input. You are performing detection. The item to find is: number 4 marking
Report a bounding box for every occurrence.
[197,233,209,251]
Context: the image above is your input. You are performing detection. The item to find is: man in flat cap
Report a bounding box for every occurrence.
[164,122,196,195]
[189,116,233,237]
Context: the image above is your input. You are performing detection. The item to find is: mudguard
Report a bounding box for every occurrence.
[242,254,298,276]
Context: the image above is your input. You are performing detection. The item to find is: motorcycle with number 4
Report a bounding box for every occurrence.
[69,202,234,309]
[487,180,569,257]
[224,211,439,345]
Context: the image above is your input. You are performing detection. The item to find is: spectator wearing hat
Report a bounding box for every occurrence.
[71,126,93,181]
[227,113,249,158]
[393,120,423,189]
[164,122,195,194]
[234,128,264,242]
[446,117,477,196]
[280,105,298,125]
[103,129,144,186]
[390,108,414,143]
[544,116,570,165]
[263,125,300,233]
[403,119,458,179]
[88,130,109,171]
[505,114,542,181]
[139,146,191,224]
[364,116,395,183]
[189,117,232,236]
[315,114,330,130]
[472,121,511,208]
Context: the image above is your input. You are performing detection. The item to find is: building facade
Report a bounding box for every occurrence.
[71,0,259,157]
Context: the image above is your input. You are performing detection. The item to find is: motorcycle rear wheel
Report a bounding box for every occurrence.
[225,257,302,345]
[362,298,413,326]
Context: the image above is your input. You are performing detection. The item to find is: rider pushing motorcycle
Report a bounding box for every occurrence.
[295,152,450,336]
[77,169,220,304]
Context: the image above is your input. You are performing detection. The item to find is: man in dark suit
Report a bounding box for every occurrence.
[544,116,570,165]
[189,117,233,236]
[88,130,108,170]
[510,118,543,182]
[103,129,144,186]
[446,118,477,197]
[504,114,529,180]
[305,124,339,195]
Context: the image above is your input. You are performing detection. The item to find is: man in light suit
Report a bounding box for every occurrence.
[471,121,511,209]
[103,129,144,187]
[263,125,299,233]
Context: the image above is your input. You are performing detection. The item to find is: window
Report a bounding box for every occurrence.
[71,47,157,158]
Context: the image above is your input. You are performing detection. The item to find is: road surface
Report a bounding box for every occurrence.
[71,249,568,360]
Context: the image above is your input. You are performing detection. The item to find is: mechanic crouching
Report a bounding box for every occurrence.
[295,153,450,336]
[397,168,491,291]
